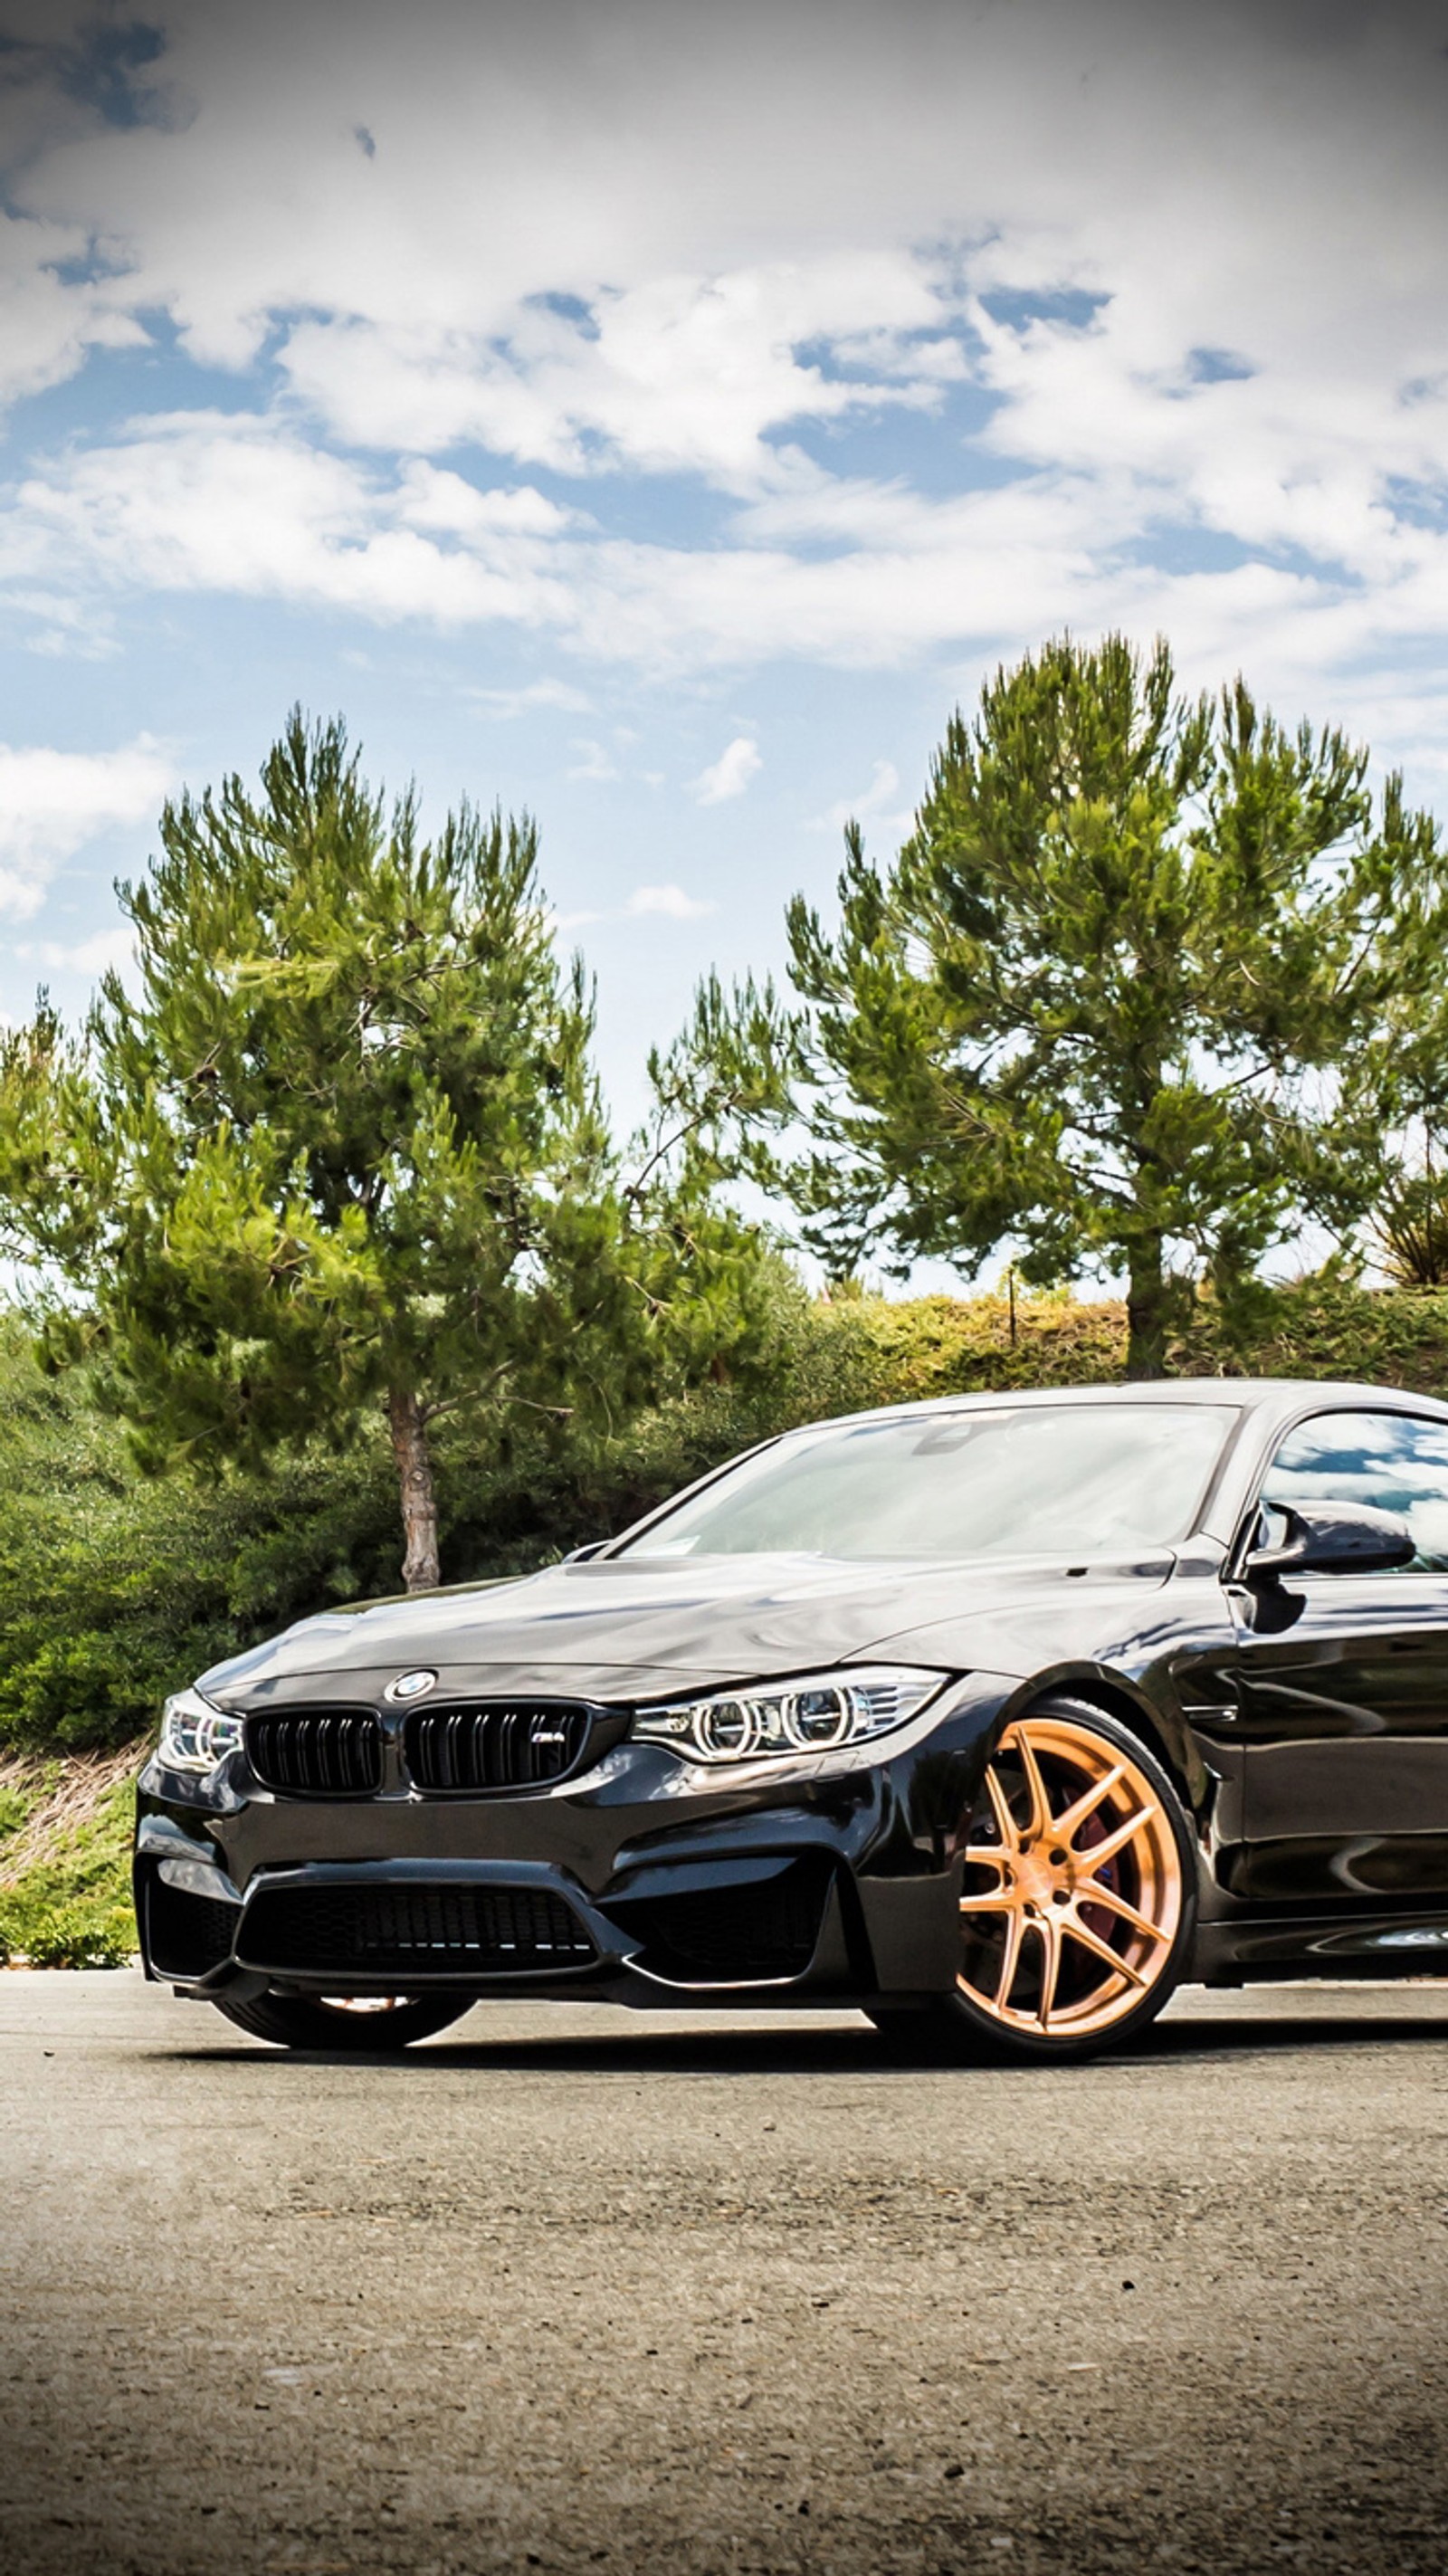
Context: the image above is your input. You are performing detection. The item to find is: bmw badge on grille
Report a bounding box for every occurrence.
[384,1669,438,1703]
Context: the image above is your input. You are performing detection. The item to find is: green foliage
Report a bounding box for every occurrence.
[0,1766,136,1967]
[0,1906,133,1970]
[0,714,784,1590]
[1370,1173,1448,1287]
[1180,1271,1448,1389]
[742,634,1442,1375]
[0,1321,405,1750]
[1348,814,1448,1283]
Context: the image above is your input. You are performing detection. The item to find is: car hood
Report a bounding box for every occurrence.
[200,1548,1176,1708]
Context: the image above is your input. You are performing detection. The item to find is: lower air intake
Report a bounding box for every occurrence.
[610,1855,834,1985]
[145,1875,238,1980]
[239,1882,597,1977]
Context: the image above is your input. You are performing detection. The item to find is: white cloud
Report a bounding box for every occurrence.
[0,211,149,411]
[807,758,911,837]
[9,397,1447,730]
[1,0,1447,731]
[567,739,620,781]
[691,735,762,805]
[280,258,949,487]
[0,736,172,917]
[470,676,594,718]
[546,885,715,938]
[625,884,717,920]
[13,416,576,627]
[14,923,136,977]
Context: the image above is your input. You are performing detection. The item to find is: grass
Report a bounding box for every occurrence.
[0,1746,140,1967]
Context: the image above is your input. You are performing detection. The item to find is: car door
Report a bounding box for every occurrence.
[1230,1407,1448,1905]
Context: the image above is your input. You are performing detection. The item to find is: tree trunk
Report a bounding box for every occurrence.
[387,1386,440,1591]
[1125,1240,1169,1380]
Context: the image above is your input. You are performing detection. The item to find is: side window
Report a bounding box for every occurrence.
[1262,1411,1448,1571]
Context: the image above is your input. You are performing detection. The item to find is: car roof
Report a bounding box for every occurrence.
[795,1377,1448,1435]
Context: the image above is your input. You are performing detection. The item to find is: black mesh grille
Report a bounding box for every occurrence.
[245,1709,383,1798]
[405,1701,595,1792]
[611,1857,833,1985]
[239,1881,597,1976]
[145,1875,239,1980]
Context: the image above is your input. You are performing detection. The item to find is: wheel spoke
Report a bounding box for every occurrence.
[1078,1879,1167,1946]
[1063,1912,1146,1988]
[1080,1801,1157,1869]
[1053,1763,1127,1846]
[984,1760,1019,1851]
[1035,1914,1063,2028]
[963,1844,1013,1874]
[1015,1729,1053,1842]
[994,1906,1024,2006]
[960,1888,1013,1913]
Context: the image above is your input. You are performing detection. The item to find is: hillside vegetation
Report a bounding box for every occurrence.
[0,1748,139,1968]
[8,1277,1448,1960]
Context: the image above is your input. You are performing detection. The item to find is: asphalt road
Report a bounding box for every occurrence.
[4,1974,1448,2576]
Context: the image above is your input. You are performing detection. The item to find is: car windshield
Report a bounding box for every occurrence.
[619,1403,1237,1563]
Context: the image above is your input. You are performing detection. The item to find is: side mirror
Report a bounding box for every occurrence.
[1245,1500,1416,1581]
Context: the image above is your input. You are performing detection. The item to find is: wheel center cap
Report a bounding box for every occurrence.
[1016,1847,1066,1908]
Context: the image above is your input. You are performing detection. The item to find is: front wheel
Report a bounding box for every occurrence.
[212,1991,473,2052]
[875,1697,1196,2065]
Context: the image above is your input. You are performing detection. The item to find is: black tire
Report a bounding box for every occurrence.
[862,2005,967,2064]
[872,1695,1197,2066]
[212,1991,473,2052]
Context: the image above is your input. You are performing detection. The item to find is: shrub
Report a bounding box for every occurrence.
[0,1758,138,1966]
[0,1895,134,1970]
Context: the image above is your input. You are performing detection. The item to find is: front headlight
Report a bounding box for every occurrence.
[632,1664,952,1765]
[157,1686,244,1776]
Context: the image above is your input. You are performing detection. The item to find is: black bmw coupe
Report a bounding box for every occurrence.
[134,1377,1448,2062]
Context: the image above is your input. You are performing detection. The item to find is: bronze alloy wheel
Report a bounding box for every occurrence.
[951,1698,1193,2056]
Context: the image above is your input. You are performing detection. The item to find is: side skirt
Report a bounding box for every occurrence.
[1194,1910,1448,1985]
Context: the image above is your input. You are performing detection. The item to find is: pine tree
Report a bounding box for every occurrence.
[743,636,1439,1375]
[0,714,779,1586]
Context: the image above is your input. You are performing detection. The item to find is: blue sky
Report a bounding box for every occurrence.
[2,0,1447,1209]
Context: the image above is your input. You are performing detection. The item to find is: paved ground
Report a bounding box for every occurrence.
[3,1975,1448,2576]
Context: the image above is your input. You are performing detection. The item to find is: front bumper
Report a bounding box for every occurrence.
[134,1673,1014,2008]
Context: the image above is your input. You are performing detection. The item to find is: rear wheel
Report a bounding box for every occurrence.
[213,1992,473,2052]
[873,1697,1195,2064]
